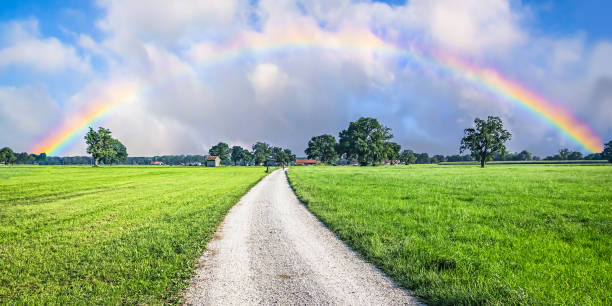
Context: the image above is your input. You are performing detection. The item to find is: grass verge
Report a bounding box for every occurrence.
[0,166,268,304]
[287,165,611,305]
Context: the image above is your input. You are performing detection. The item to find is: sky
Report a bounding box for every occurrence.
[0,0,610,157]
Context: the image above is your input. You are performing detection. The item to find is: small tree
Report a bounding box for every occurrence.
[399,149,417,165]
[231,146,245,165]
[305,134,338,164]
[85,127,115,166]
[603,140,612,163]
[384,142,401,163]
[460,116,512,168]
[558,148,571,160]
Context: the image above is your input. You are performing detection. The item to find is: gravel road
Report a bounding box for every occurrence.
[183,169,420,305]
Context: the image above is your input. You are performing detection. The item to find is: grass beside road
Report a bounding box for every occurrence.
[0,166,268,304]
[287,165,612,305]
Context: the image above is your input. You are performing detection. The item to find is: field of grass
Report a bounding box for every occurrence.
[287,164,611,305]
[439,160,609,165]
[0,166,268,304]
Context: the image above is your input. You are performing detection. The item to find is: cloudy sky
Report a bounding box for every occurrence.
[0,0,610,157]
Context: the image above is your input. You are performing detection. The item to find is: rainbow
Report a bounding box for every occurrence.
[29,29,604,155]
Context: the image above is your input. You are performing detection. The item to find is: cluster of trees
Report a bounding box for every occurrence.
[84,127,127,166]
[0,148,47,165]
[128,155,207,165]
[306,117,401,166]
[305,116,612,168]
[209,141,295,166]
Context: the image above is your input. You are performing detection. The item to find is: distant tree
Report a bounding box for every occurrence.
[102,138,128,165]
[270,147,295,166]
[384,142,401,163]
[568,151,583,160]
[415,153,430,164]
[0,147,16,165]
[558,148,571,160]
[231,146,245,165]
[14,152,32,164]
[85,127,115,166]
[532,156,541,161]
[305,134,338,164]
[338,117,393,166]
[242,149,253,166]
[432,154,445,163]
[516,150,532,161]
[603,140,612,163]
[460,116,512,168]
[399,149,417,165]
[209,142,231,163]
[584,153,603,160]
[252,142,271,165]
[544,154,562,161]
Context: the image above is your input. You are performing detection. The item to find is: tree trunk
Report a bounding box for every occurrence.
[94,157,99,167]
[480,156,485,168]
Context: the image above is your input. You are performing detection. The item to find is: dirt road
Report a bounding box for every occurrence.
[184,169,420,305]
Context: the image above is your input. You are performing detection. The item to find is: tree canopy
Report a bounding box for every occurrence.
[603,140,612,163]
[231,146,245,165]
[209,142,231,163]
[305,134,338,164]
[252,142,271,166]
[460,116,512,168]
[85,127,116,166]
[0,147,16,165]
[338,117,394,166]
[399,149,417,165]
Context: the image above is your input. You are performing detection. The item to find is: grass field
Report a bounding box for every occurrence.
[287,164,612,305]
[0,166,268,304]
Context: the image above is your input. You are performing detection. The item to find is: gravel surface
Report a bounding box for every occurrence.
[183,169,421,305]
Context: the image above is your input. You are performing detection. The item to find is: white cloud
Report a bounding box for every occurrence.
[0,20,89,73]
[0,86,62,151]
[1,0,610,157]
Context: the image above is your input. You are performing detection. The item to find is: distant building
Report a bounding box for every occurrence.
[206,156,220,167]
[295,159,318,166]
[151,161,164,166]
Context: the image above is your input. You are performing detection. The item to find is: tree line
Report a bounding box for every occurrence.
[208,141,295,166]
[2,119,611,167]
[304,116,612,167]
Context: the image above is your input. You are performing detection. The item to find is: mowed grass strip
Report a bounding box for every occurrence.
[287,165,612,305]
[0,166,268,304]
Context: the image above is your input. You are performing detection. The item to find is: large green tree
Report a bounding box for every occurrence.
[460,116,512,168]
[209,142,231,163]
[102,138,128,165]
[603,140,612,163]
[231,146,245,165]
[399,149,417,165]
[305,134,338,164]
[252,142,271,165]
[338,117,393,166]
[85,127,115,166]
[0,147,16,165]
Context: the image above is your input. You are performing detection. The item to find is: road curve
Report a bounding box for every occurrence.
[183,169,420,305]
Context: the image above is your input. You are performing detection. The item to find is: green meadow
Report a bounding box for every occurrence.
[287,164,612,305]
[0,166,267,304]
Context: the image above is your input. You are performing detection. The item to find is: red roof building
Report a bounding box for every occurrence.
[295,159,318,165]
[151,161,163,165]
